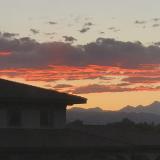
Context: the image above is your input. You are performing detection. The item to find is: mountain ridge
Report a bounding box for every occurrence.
[119,101,160,114]
[67,101,160,124]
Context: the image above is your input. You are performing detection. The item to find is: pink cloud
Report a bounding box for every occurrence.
[0,51,11,57]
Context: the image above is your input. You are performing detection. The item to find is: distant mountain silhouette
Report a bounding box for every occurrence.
[67,101,160,124]
[119,101,160,114]
[69,107,104,112]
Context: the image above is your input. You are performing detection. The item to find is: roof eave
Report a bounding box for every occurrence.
[67,97,87,106]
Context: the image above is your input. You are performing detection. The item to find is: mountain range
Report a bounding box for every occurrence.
[67,101,160,124]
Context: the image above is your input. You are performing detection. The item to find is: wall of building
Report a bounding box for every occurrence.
[21,106,67,129]
[22,109,40,128]
[53,106,66,129]
[0,104,67,129]
[0,149,160,160]
[0,109,7,128]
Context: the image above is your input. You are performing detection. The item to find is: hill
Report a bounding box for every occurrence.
[119,101,160,114]
[67,101,160,124]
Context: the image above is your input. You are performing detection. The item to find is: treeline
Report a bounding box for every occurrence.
[106,118,156,130]
[67,118,160,131]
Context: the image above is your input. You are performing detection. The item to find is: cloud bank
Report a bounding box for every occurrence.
[0,35,160,69]
[0,33,159,93]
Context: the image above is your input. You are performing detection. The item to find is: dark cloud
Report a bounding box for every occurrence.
[152,18,160,22]
[54,84,73,89]
[80,21,94,33]
[154,42,160,46]
[63,36,77,43]
[114,29,120,32]
[79,27,90,33]
[0,36,38,52]
[116,83,131,87]
[108,27,120,32]
[108,27,116,30]
[135,20,146,24]
[152,24,160,27]
[99,32,105,34]
[30,29,39,35]
[84,22,94,27]
[123,77,160,84]
[0,35,81,68]
[0,35,160,69]
[0,36,39,68]
[82,38,160,68]
[48,21,57,25]
[1,32,19,38]
[70,84,159,94]
[45,32,56,36]
[71,84,129,94]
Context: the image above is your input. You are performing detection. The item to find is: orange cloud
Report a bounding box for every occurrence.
[68,84,160,94]
[0,64,159,94]
[0,65,159,82]
[123,76,160,84]
[0,51,11,57]
[0,33,159,95]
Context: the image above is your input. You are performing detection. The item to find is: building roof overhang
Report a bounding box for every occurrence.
[0,79,87,106]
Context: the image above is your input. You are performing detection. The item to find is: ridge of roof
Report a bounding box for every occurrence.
[0,79,87,104]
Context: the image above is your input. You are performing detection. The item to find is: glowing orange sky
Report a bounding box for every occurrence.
[1,64,159,110]
[0,0,160,110]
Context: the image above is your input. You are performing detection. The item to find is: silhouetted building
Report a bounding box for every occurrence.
[0,79,87,129]
[0,79,158,160]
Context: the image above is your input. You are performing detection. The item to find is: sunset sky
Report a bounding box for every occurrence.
[0,0,160,110]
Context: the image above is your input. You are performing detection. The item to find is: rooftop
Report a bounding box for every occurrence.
[0,79,87,105]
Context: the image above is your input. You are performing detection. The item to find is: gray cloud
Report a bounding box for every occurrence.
[1,32,19,38]
[114,29,120,32]
[44,32,56,36]
[48,21,57,25]
[63,36,77,43]
[30,29,39,34]
[99,32,105,34]
[154,42,160,46]
[135,20,146,24]
[108,27,115,30]
[152,18,160,22]
[0,35,160,69]
[79,27,90,33]
[108,27,120,32]
[152,24,160,27]
[84,22,94,27]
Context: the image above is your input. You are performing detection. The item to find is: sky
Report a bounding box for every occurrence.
[0,0,160,110]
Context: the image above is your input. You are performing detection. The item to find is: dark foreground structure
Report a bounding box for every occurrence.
[0,79,160,159]
[0,79,86,129]
[1,128,160,160]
